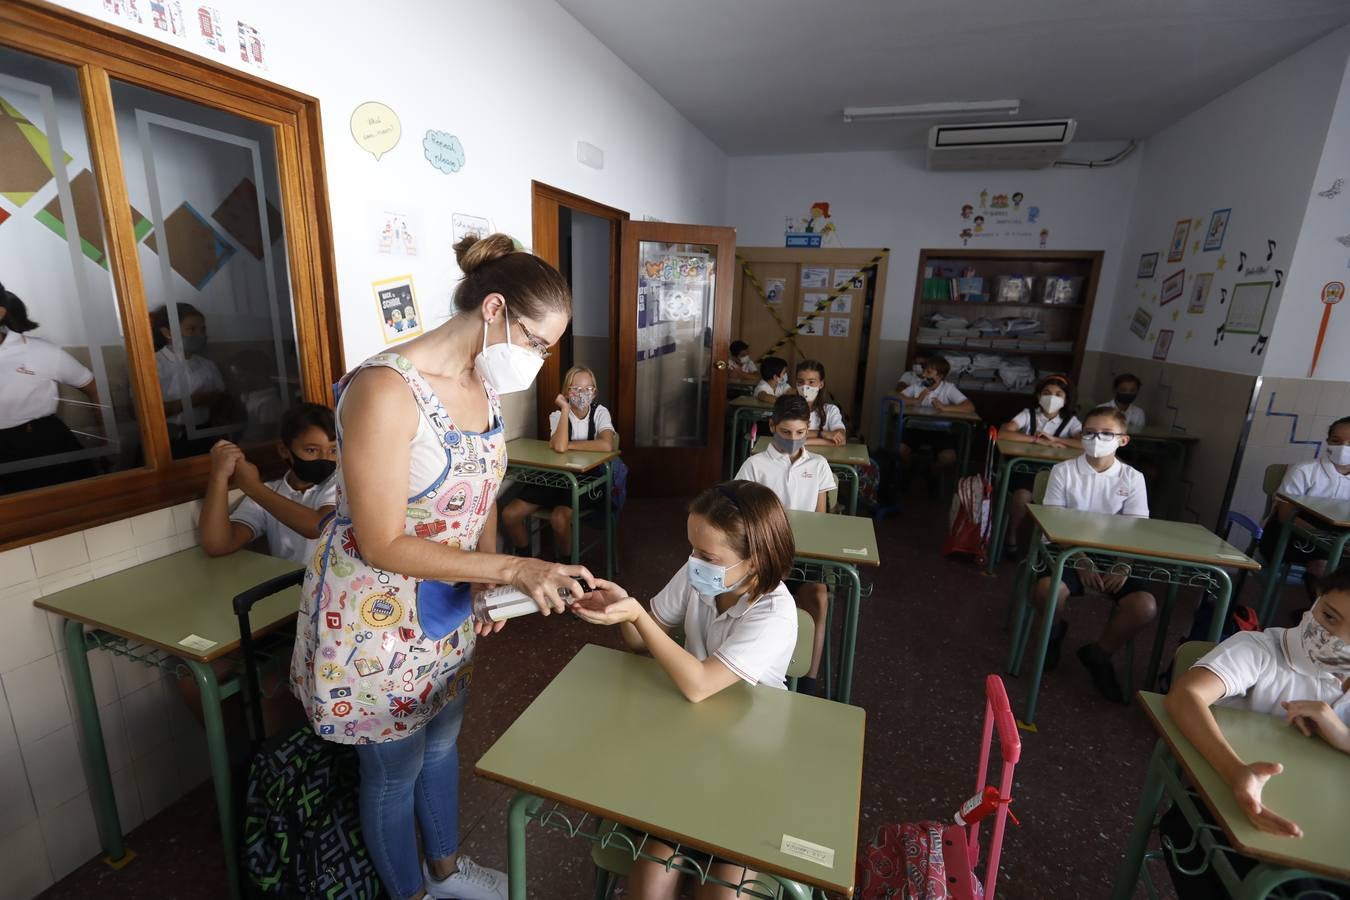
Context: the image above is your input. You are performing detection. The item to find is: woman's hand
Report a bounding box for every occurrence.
[508,558,594,615]
[1282,700,1350,752]
[472,584,508,636]
[571,594,642,626]
[1226,762,1302,837]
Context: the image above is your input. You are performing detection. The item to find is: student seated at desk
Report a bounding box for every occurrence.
[898,353,975,490]
[1099,372,1146,433]
[895,350,932,392]
[572,480,797,900]
[735,395,835,695]
[1260,416,1350,608]
[1161,566,1350,898]
[753,356,790,403]
[728,339,758,383]
[793,358,846,446]
[1034,405,1153,703]
[999,374,1083,557]
[501,365,618,557]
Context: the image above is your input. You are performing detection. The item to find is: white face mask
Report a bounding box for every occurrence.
[1326,444,1350,468]
[912,364,924,375]
[1039,393,1066,415]
[1290,607,1350,677]
[474,306,544,395]
[797,384,820,403]
[1083,435,1120,459]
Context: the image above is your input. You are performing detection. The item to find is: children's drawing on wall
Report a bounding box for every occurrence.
[150,0,184,34]
[960,228,973,246]
[786,202,837,247]
[1203,208,1230,251]
[350,101,401,161]
[105,0,141,23]
[1309,281,1345,376]
[1168,219,1191,262]
[1317,178,1344,200]
[1027,206,1040,223]
[237,21,266,69]
[196,5,227,54]
[973,215,985,234]
[796,315,824,337]
[802,293,830,313]
[373,275,422,344]
[1152,329,1174,361]
[958,189,1043,244]
[833,267,864,290]
[1160,269,1185,306]
[451,213,490,245]
[1187,272,1213,314]
[1039,228,1049,248]
[1130,306,1152,339]
[764,277,785,304]
[376,211,417,255]
[1137,252,1159,279]
[831,294,853,314]
[961,204,973,220]
[423,130,465,174]
[828,317,850,338]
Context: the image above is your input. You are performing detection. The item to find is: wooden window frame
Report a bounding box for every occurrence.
[0,0,343,550]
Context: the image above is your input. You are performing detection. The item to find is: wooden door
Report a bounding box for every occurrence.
[618,222,737,496]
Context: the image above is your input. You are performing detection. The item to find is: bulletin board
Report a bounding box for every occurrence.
[732,247,890,434]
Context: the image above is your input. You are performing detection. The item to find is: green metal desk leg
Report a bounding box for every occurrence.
[834,464,859,516]
[1257,515,1294,626]
[64,621,127,867]
[1020,551,1069,729]
[1327,530,1350,572]
[821,582,833,700]
[1203,570,1235,643]
[1006,537,1041,675]
[1111,740,1169,900]
[507,792,540,900]
[1144,581,1180,692]
[776,877,814,900]
[836,564,863,705]
[184,660,240,900]
[984,456,1015,575]
[603,462,614,580]
[567,472,581,567]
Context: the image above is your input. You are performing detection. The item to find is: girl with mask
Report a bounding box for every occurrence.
[999,373,1084,557]
[571,479,798,898]
[500,364,618,556]
[292,233,587,900]
[1160,565,1350,897]
[793,359,847,446]
[151,301,226,456]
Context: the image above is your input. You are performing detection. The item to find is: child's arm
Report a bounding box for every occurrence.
[232,456,335,540]
[755,387,776,403]
[933,396,976,413]
[566,427,618,453]
[199,441,256,556]
[1281,700,1350,753]
[815,491,828,513]
[1165,667,1302,836]
[548,397,571,453]
[999,419,1035,443]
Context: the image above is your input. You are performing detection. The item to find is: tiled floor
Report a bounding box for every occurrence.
[37,492,1306,899]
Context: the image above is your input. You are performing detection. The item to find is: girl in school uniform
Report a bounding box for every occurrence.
[151,302,226,456]
[573,479,798,900]
[998,373,1083,557]
[793,358,847,446]
[500,365,618,556]
[0,283,100,494]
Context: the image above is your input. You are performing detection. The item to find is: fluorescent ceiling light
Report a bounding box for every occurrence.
[843,99,1020,123]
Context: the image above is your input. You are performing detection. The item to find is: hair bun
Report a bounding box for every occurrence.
[453,233,516,275]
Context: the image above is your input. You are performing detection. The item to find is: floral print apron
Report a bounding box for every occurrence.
[290,353,507,744]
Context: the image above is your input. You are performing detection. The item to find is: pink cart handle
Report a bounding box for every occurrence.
[985,674,1021,764]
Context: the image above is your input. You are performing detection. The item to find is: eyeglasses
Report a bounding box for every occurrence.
[516,320,551,360]
[1081,430,1122,440]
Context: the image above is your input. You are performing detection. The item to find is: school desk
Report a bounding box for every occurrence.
[1255,493,1350,626]
[474,644,865,900]
[984,438,1082,573]
[787,509,880,704]
[752,437,871,516]
[1006,505,1258,729]
[726,395,775,478]
[880,394,984,476]
[1113,692,1350,899]
[33,548,302,900]
[505,438,619,580]
[1120,425,1201,519]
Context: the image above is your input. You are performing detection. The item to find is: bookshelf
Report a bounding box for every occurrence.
[906,249,1103,424]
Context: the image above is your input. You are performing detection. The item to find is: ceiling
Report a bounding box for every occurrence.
[556,0,1350,155]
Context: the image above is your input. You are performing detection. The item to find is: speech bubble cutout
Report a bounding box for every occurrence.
[351,101,401,161]
[423,130,465,174]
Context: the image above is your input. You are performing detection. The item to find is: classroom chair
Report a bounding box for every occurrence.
[1234,463,1312,625]
[1171,640,1216,678]
[589,610,818,900]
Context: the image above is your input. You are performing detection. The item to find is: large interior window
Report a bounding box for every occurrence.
[0,1,342,548]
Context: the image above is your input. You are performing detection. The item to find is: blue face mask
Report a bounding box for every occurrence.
[771,434,806,455]
[686,555,748,597]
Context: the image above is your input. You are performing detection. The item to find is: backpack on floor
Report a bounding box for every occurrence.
[856,821,982,900]
[943,427,997,565]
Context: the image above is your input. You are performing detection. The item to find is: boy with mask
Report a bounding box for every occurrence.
[1104,372,1146,433]
[736,394,835,694]
[1260,417,1350,601]
[728,339,759,383]
[199,402,338,563]
[1033,405,1154,703]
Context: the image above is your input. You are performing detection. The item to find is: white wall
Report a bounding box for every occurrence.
[723,144,1141,347]
[1099,25,1350,374]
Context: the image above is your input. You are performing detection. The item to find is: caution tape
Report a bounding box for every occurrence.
[739,251,888,358]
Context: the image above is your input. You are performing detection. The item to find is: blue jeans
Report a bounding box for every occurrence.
[355,692,465,899]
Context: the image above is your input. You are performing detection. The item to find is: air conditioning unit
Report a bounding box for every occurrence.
[927,119,1077,170]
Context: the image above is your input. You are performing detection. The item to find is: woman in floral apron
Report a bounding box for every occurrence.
[292,234,589,900]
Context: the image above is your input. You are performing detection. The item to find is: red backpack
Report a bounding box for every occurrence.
[943,427,997,564]
[855,821,976,900]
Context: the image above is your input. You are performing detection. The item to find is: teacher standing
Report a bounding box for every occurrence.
[291,234,587,900]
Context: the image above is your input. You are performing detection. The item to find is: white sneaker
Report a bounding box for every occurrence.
[423,855,509,900]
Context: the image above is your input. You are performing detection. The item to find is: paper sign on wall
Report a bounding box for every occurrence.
[764,277,785,304]
[828,317,850,338]
[377,211,417,255]
[237,21,266,69]
[797,315,823,336]
[1130,306,1153,339]
[351,101,401,161]
[1187,273,1213,314]
[833,267,864,289]
[831,294,852,314]
[800,266,829,288]
[150,0,185,34]
[1224,281,1273,334]
[373,275,423,344]
[451,213,490,245]
[196,5,226,54]
[802,292,830,313]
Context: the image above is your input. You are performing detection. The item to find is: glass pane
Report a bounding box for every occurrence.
[111,79,300,459]
[0,45,146,496]
[634,242,716,448]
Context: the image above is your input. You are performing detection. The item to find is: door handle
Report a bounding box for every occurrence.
[714,360,728,370]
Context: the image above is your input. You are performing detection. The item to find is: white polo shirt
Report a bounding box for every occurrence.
[1010,408,1083,439]
[1103,401,1146,433]
[732,356,759,375]
[156,346,225,426]
[902,380,969,409]
[1197,628,1350,724]
[736,442,836,512]
[754,379,790,400]
[1044,454,1149,517]
[0,333,94,430]
[650,567,798,688]
[229,474,338,563]
[1278,457,1350,502]
[808,403,846,433]
[547,404,615,441]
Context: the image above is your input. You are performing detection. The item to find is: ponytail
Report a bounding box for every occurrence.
[0,284,39,333]
[688,480,795,600]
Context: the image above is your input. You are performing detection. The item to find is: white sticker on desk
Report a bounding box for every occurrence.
[842,547,869,556]
[178,634,217,652]
[780,834,835,868]
[1216,553,1247,561]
